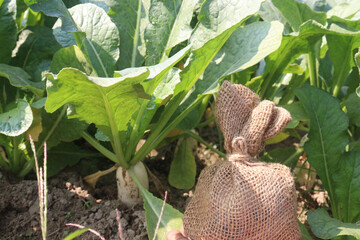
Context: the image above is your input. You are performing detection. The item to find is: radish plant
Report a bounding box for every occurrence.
[21,0,285,238]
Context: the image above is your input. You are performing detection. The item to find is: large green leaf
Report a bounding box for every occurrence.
[174,0,263,96]
[0,64,44,96]
[169,138,196,189]
[144,0,198,65]
[120,46,190,152]
[38,108,87,150]
[45,67,149,132]
[11,26,61,82]
[0,0,17,64]
[0,99,33,136]
[326,17,360,96]
[50,45,95,75]
[106,0,150,69]
[333,152,360,223]
[295,85,348,215]
[53,3,120,77]
[129,168,183,240]
[271,0,326,32]
[189,0,263,50]
[345,92,360,127]
[47,142,99,177]
[308,209,360,239]
[24,0,79,32]
[281,101,309,128]
[201,21,284,95]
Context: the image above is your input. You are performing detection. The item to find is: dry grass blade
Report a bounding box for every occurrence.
[66,223,105,240]
[152,191,168,240]
[116,209,125,240]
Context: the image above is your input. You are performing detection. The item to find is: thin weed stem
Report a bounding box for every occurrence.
[30,136,47,240]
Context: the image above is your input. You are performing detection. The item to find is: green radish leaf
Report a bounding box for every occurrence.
[45,67,150,132]
[38,108,87,150]
[50,45,95,75]
[53,3,120,77]
[327,1,360,19]
[0,99,33,137]
[153,68,181,102]
[169,138,196,189]
[46,142,99,177]
[271,0,326,32]
[260,147,302,169]
[333,152,360,223]
[80,0,109,12]
[281,101,309,128]
[326,17,360,95]
[345,92,360,127]
[95,129,110,142]
[356,52,360,97]
[130,169,183,240]
[189,0,263,50]
[119,45,191,94]
[308,208,360,239]
[349,141,360,151]
[0,64,44,96]
[122,46,190,151]
[259,1,288,27]
[175,0,263,97]
[298,220,314,240]
[106,0,150,69]
[295,85,348,211]
[11,26,61,83]
[144,0,198,65]
[31,98,47,109]
[284,64,305,74]
[62,228,90,240]
[112,46,190,127]
[175,20,283,130]
[200,21,284,95]
[24,0,79,32]
[0,0,17,64]
[261,20,360,98]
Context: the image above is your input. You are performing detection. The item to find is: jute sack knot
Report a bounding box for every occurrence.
[183,81,301,240]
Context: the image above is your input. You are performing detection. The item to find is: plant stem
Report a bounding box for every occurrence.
[307,51,318,87]
[130,96,203,166]
[81,131,127,167]
[38,105,67,155]
[0,147,10,170]
[196,116,215,128]
[125,100,147,162]
[332,40,353,97]
[185,131,226,158]
[12,136,21,174]
[131,0,142,68]
[97,87,126,165]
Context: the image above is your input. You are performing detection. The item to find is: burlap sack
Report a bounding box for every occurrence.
[183,81,301,240]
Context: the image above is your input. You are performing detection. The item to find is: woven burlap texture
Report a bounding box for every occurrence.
[183,81,301,240]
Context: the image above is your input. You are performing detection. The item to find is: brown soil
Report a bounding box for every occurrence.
[0,171,147,240]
